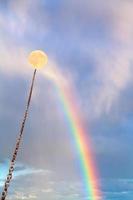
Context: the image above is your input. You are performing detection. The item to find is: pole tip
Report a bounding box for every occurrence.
[28,50,48,69]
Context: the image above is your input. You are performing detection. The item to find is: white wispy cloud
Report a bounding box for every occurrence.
[0,160,50,187]
[77,0,133,118]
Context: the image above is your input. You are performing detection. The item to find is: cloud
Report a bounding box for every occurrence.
[8,177,85,200]
[0,0,49,77]
[73,0,133,118]
[85,49,132,117]
[109,1,133,43]
[0,160,48,187]
[9,192,37,200]
[0,161,87,200]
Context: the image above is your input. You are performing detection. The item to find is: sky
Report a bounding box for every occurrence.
[0,0,133,199]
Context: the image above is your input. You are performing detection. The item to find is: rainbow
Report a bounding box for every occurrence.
[43,67,102,200]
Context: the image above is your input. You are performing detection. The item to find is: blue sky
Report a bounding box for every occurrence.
[0,0,133,199]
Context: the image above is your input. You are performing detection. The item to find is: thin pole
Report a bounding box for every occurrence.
[0,69,37,200]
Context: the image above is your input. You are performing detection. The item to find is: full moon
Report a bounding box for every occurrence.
[28,50,48,69]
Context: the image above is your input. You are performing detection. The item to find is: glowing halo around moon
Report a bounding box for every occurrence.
[28,50,48,69]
